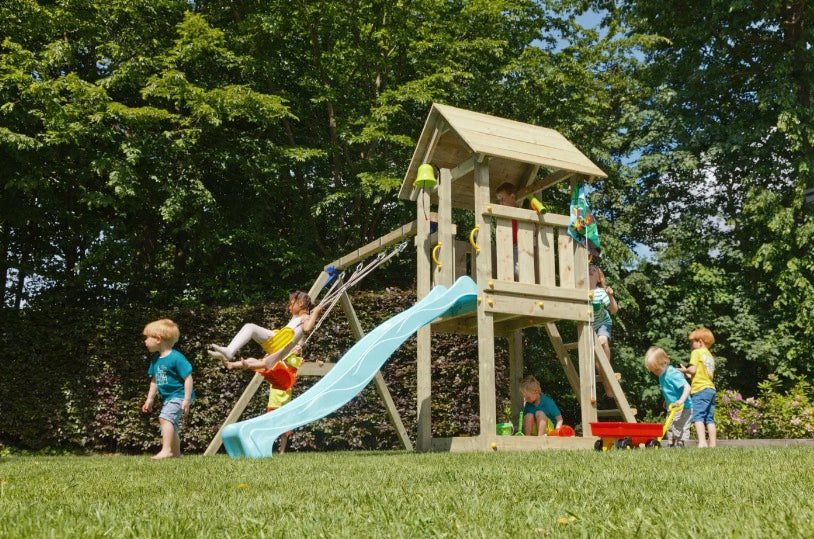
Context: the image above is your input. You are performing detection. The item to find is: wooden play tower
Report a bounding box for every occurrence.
[399,104,636,452]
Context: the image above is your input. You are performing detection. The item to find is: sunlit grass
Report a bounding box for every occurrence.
[2,447,814,537]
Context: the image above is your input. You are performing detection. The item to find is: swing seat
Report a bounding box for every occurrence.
[254,327,299,389]
[259,327,295,355]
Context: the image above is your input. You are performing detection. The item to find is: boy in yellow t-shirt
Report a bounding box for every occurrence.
[678,327,716,448]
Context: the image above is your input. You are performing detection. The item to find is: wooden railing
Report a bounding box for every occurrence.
[483,204,587,290]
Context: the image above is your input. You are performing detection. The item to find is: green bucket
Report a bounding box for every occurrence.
[496,422,514,436]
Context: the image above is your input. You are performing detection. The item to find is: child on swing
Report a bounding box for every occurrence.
[207,290,323,370]
[208,290,324,453]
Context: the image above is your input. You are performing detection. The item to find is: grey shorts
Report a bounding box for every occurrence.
[595,324,612,339]
[159,397,185,433]
[665,407,693,442]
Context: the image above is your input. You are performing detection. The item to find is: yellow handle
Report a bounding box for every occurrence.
[469,226,481,254]
[432,243,442,268]
[661,403,684,437]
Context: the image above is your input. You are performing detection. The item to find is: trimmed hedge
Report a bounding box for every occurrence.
[1,287,558,454]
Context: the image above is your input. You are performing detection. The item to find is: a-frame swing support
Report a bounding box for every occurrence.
[204,221,422,456]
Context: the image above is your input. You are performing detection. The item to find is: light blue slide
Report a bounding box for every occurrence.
[222,276,478,458]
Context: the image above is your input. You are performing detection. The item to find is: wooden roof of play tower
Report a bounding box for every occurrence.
[398,104,606,209]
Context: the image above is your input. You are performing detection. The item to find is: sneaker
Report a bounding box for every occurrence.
[675,441,685,448]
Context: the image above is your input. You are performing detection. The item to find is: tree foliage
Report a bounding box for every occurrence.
[618,0,814,388]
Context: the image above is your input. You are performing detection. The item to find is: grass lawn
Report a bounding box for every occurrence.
[2,446,814,537]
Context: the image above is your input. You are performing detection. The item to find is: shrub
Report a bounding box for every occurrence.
[716,375,814,439]
[0,287,518,453]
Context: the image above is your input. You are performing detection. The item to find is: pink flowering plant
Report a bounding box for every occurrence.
[716,375,814,439]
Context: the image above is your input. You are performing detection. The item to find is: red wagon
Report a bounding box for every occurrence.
[589,422,665,450]
[591,403,684,451]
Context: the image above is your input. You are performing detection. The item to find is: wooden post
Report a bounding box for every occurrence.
[474,156,496,444]
[416,188,433,451]
[436,167,454,287]
[508,330,524,429]
[339,291,413,449]
[577,321,598,435]
[204,271,331,456]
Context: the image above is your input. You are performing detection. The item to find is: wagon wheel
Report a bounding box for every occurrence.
[645,439,661,449]
[594,439,604,451]
[615,437,634,450]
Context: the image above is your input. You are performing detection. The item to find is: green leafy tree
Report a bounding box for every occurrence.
[619,0,814,388]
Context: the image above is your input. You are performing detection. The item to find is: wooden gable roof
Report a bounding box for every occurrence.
[398,104,607,209]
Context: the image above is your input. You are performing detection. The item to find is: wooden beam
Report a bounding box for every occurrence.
[416,188,433,451]
[508,330,524,431]
[474,156,497,439]
[594,343,636,423]
[483,205,570,227]
[450,156,476,182]
[521,164,541,189]
[297,362,335,376]
[577,322,598,434]
[516,170,577,198]
[204,372,265,456]
[340,291,413,450]
[435,168,454,287]
[430,435,596,452]
[482,293,591,322]
[485,279,595,303]
[327,218,433,271]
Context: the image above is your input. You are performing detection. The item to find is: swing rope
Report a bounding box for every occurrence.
[300,240,409,347]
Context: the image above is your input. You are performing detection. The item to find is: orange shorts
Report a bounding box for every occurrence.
[257,361,298,391]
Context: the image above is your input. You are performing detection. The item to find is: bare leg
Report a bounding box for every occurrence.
[209,323,274,361]
[522,413,535,436]
[535,411,550,436]
[598,335,612,362]
[694,421,708,448]
[278,434,289,454]
[152,419,177,460]
[171,429,181,457]
[707,423,717,447]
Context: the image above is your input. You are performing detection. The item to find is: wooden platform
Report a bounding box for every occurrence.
[430,436,814,452]
[430,435,597,452]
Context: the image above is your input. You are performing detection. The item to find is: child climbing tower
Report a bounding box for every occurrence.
[398,104,636,452]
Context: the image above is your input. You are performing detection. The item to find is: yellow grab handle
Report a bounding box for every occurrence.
[432,243,442,268]
[469,226,481,253]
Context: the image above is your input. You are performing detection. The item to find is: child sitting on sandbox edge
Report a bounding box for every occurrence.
[519,375,563,436]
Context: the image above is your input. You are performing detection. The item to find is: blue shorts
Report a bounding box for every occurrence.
[595,324,611,339]
[159,397,185,433]
[691,388,716,424]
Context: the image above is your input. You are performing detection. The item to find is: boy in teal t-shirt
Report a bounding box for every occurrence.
[142,319,194,460]
[519,375,563,435]
[645,346,691,447]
